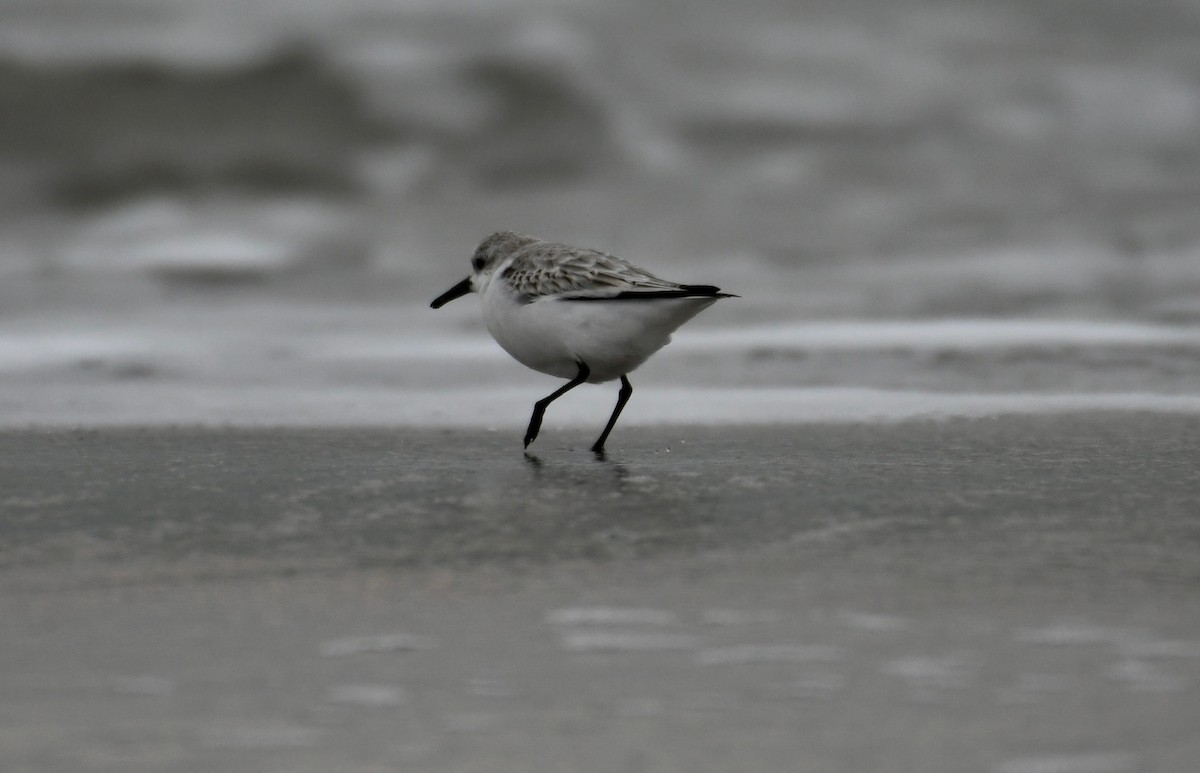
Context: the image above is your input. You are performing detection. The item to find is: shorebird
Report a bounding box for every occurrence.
[431,231,734,453]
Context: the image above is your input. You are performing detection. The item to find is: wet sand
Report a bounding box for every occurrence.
[2,414,1199,772]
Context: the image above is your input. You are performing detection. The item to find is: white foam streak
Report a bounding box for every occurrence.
[8,384,1200,428]
[671,319,1200,352]
[318,632,437,657]
[993,753,1137,773]
[546,607,678,626]
[559,632,699,653]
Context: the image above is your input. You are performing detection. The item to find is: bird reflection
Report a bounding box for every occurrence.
[522,445,630,484]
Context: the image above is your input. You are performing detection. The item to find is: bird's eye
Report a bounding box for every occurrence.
[471,256,485,271]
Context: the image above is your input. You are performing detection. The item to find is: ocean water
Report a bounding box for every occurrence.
[1,0,1200,427]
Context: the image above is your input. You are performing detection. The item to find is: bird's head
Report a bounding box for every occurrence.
[430,231,541,308]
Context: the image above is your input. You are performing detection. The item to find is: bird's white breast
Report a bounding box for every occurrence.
[481,279,716,383]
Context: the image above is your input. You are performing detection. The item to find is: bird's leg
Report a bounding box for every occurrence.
[591,375,632,454]
[524,361,590,448]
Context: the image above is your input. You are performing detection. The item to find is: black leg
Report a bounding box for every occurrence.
[524,362,590,448]
[591,375,632,454]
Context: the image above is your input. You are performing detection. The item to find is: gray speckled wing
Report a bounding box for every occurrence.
[502,242,681,301]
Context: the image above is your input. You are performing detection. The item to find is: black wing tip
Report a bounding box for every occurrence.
[565,286,738,301]
[680,285,738,298]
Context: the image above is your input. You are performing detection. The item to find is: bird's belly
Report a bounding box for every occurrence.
[483,294,580,379]
[484,293,716,382]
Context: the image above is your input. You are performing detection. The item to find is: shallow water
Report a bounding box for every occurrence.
[2,418,1198,772]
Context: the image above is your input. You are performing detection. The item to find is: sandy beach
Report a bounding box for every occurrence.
[3,415,1198,772]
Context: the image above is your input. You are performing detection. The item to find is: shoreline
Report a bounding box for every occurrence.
[6,388,1200,430]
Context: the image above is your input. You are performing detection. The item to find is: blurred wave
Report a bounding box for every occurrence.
[2,1,1199,259]
[0,45,393,207]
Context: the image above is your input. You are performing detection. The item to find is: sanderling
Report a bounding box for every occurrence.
[431,231,735,453]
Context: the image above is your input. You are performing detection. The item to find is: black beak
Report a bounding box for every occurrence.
[430,277,472,309]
